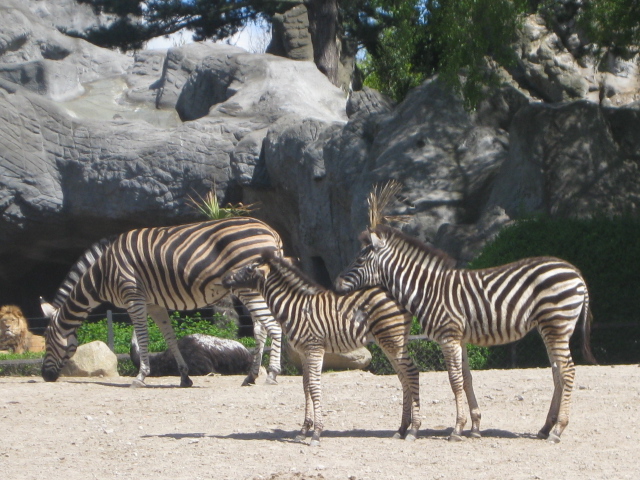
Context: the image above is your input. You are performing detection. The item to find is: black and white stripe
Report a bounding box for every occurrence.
[41,217,284,387]
[222,249,420,446]
[335,224,596,442]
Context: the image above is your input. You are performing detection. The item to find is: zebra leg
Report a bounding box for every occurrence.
[237,291,282,385]
[306,348,325,447]
[262,319,282,385]
[131,323,151,388]
[379,342,421,441]
[440,340,467,441]
[243,320,267,386]
[295,352,314,444]
[538,337,575,443]
[147,304,192,388]
[461,345,482,438]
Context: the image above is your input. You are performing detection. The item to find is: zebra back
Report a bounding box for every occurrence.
[105,217,283,310]
[256,250,406,352]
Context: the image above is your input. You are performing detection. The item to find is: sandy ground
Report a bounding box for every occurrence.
[1,365,639,480]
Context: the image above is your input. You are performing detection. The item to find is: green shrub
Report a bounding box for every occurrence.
[468,215,640,366]
[76,312,240,354]
[367,318,493,374]
[0,351,44,376]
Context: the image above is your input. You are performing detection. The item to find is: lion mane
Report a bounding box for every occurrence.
[0,305,45,354]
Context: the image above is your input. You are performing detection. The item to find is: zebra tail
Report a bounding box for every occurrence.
[581,306,598,365]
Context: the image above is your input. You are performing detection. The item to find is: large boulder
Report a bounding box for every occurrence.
[0,0,128,101]
[60,341,119,378]
[285,343,372,372]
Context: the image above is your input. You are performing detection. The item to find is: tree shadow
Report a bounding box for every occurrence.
[142,433,208,440]
[421,427,533,440]
[142,427,535,443]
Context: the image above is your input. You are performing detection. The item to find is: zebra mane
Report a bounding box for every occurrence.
[261,250,326,295]
[51,237,115,309]
[372,224,458,269]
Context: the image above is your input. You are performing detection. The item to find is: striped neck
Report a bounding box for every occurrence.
[259,259,324,325]
[377,232,454,317]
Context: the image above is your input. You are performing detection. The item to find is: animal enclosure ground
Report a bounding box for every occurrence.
[1,365,638,480]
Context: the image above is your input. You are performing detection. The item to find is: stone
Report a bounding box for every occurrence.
[486,101,640,218]
[267,4,314,62]
[60,341,119,378]
[285,343,372,372]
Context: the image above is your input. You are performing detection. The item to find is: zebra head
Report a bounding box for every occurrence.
[334,229,386,294]
[222,259,270,291]
[40,299,78,382]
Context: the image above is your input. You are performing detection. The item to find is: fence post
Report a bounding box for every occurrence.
[107,310,114,352]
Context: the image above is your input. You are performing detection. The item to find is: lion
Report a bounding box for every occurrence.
[0,305,46,354]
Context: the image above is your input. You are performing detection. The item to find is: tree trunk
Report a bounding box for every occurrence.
[305,0,340,86]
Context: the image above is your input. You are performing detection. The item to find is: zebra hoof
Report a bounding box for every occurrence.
[309,439,321,447]
[537,430,550,440]
[294,435,307,444]
[547,433,561,444]
[392,432,403,440]
[265,376,278,386]
[404,432,417,442]
[180,376,193,388]
[448,434,464,442]
[130,379,146,388]
[470,431,482,439]
[242,377,256,387]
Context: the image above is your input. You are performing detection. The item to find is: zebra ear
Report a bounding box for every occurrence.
[40,298,57,319]
[370,231,385,250]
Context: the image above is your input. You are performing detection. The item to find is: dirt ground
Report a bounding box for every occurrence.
[1,365,638,480]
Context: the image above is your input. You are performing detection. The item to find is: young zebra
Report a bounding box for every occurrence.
[335,224,596,443]
[40,217,285,388]
[222,250,420,446]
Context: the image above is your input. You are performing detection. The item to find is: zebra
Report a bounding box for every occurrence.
[40,217,285,388]
[221,249,421,446]
[334,224,596,443]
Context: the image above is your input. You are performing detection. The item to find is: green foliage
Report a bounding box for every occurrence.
[72,0,294,50]
[187,188,255,220]
[357,1,435,102]
[577,0,640,55]
[429,0,528,110]
[0,352,44,376]
[76,312,239,354]
[367,318,493,374]
[469,215,640,365]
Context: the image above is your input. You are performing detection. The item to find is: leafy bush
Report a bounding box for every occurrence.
[0,351,44,376]
[367,318,493,374]
[76,312,240,354]
[468,215,640,366]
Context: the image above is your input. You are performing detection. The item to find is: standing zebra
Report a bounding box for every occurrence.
[222,249,420,446]
[335,224,596,443]
[40,217,284,388]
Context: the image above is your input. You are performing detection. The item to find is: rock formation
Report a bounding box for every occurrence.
[59,340,119,378]
[1,0,639,317]
[129,333,252,377]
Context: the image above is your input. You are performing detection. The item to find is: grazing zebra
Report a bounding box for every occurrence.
[222,249,420,446]
[334,224,596,443]
[40,217,284,388]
